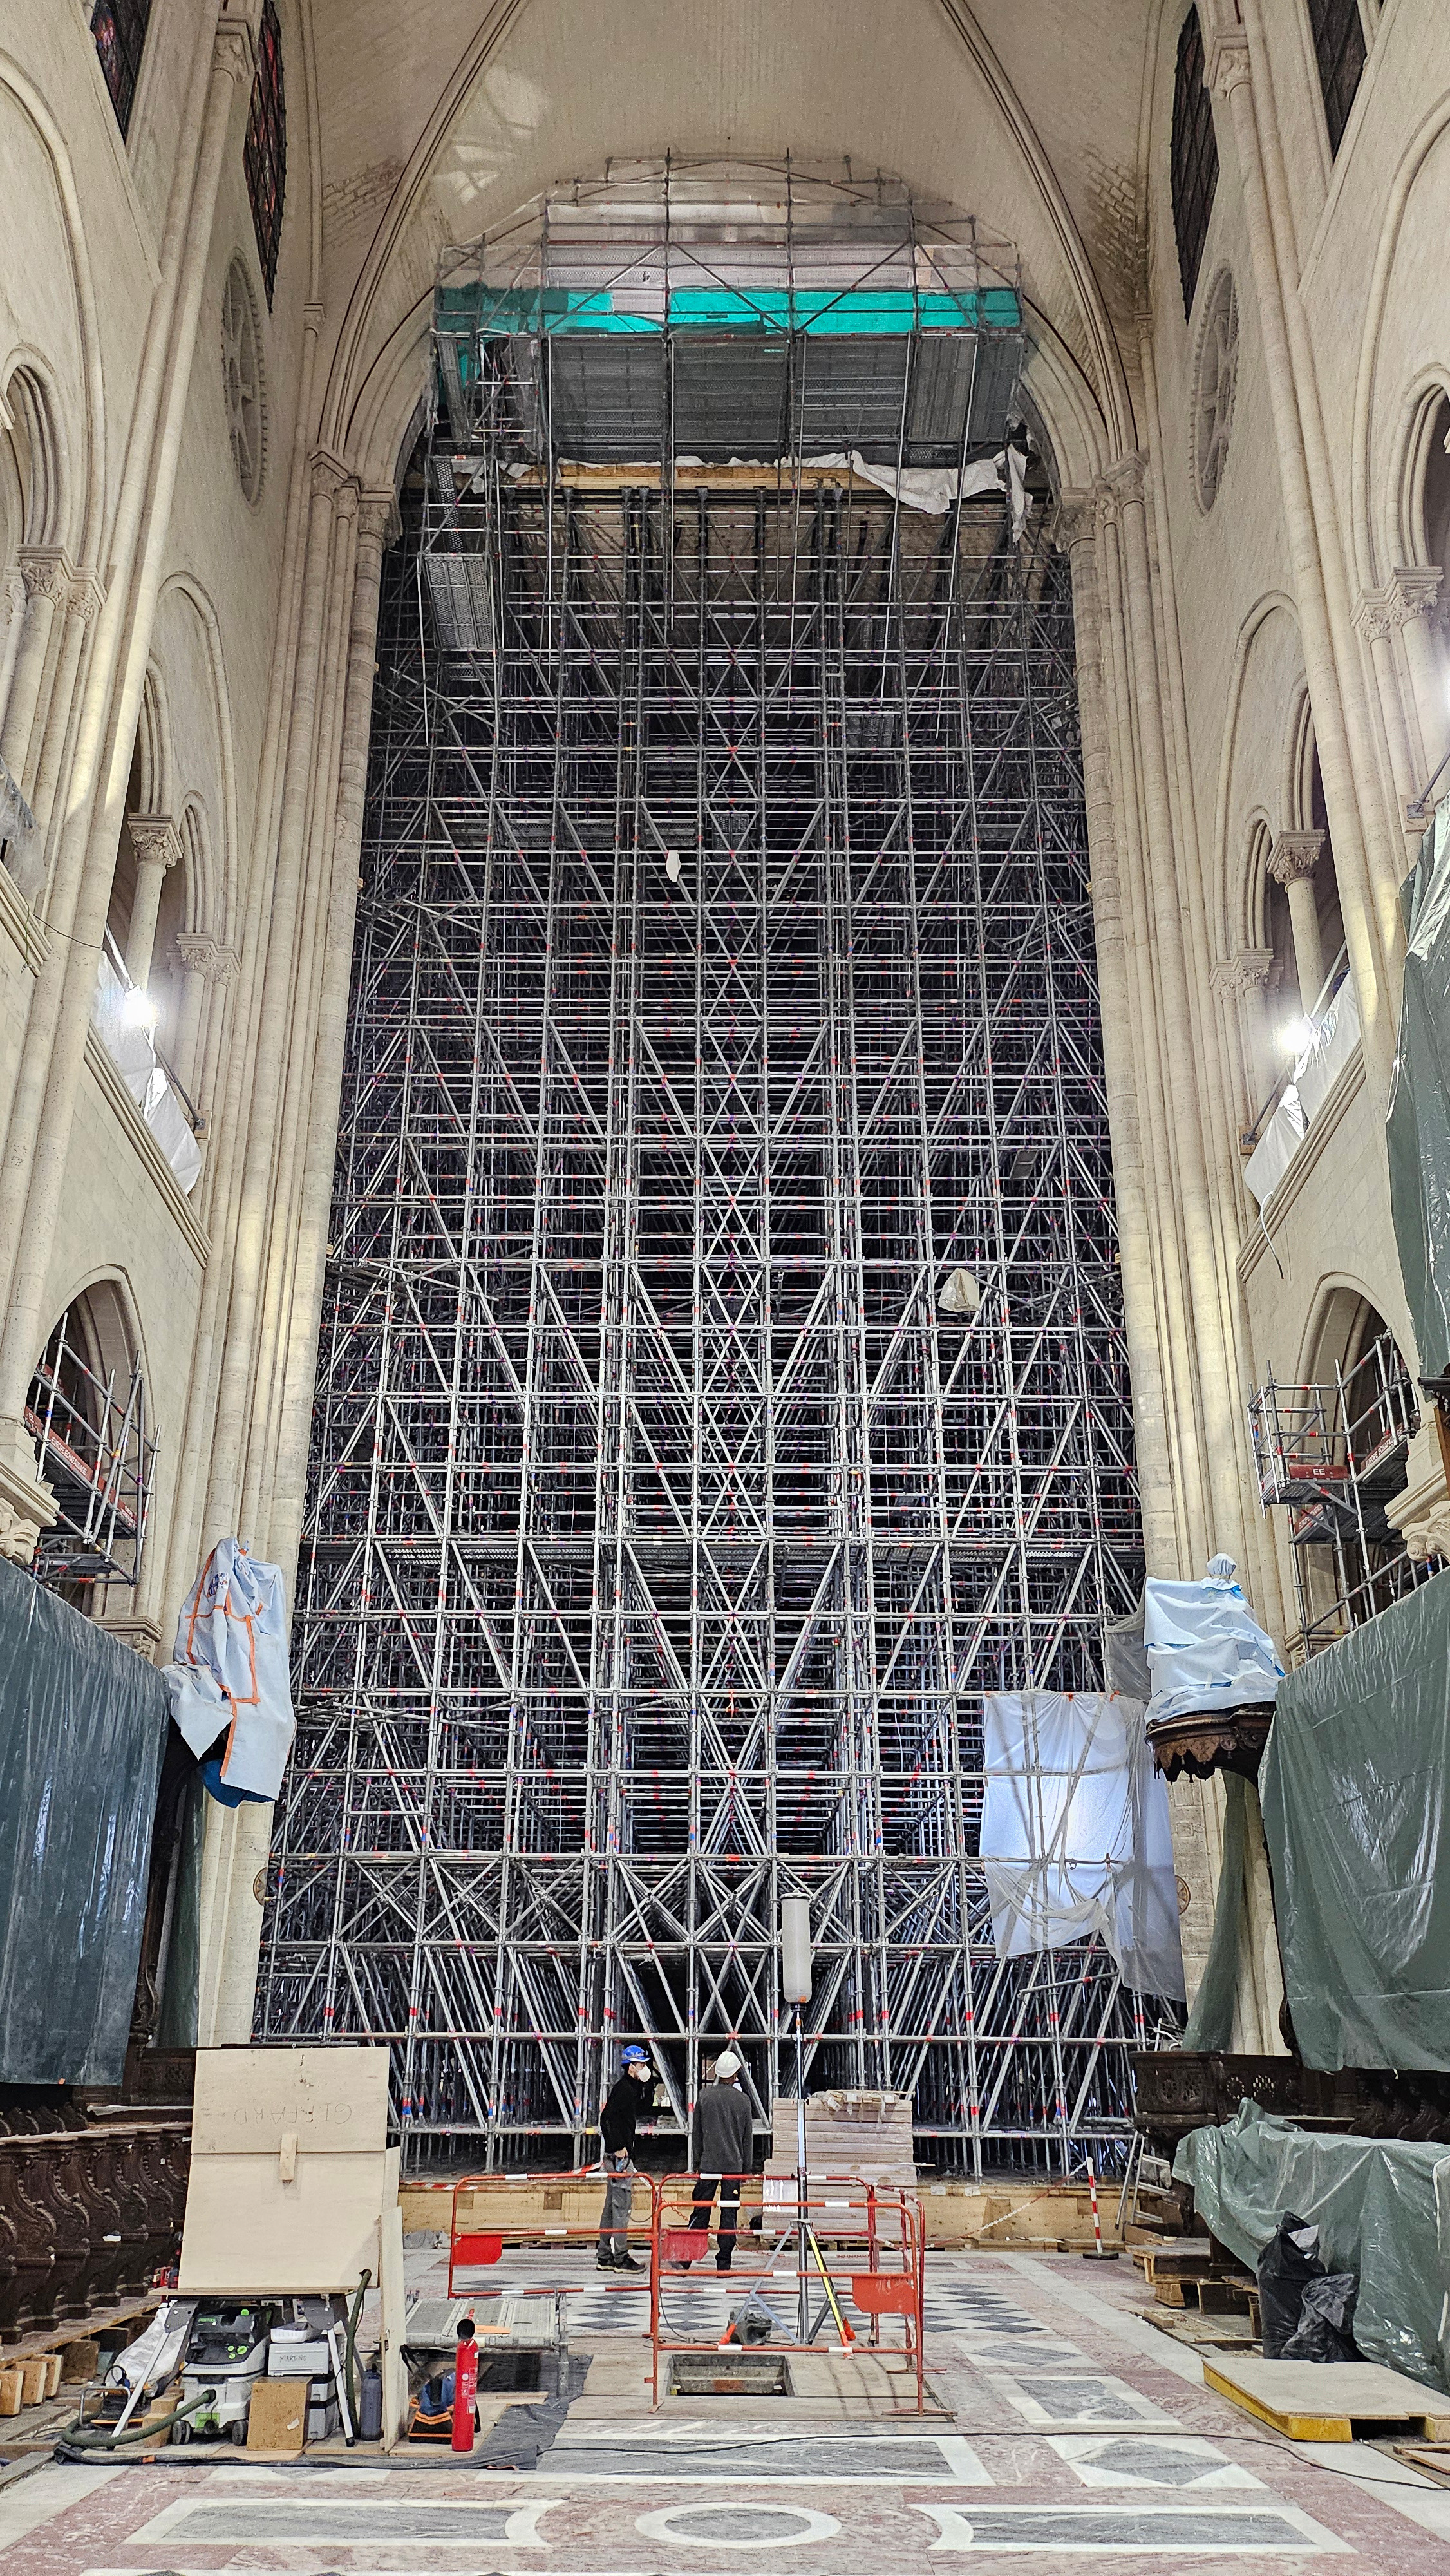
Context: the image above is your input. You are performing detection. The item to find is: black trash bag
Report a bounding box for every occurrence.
[1257,2210,1325,2358]
[1281,2273,1360,2363]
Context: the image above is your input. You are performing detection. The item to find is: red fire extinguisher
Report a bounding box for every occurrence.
[451,2317,478,2452]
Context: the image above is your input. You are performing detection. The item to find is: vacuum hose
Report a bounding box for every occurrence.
[57,2383,219,2455]
[343,2269,371,2438]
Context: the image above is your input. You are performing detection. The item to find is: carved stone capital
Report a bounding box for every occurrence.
[128,814,183,873]
[1205,29,1252,97]
[1400,1497,1450,1564]
[1051,489,1098,554]
[204,943,241,987]
[1355,568,1444,640]
[0,1414,56,1564]
[213,12,258,85]
[357,491,396,549]
[1,567,26,627]
[1101,450,1147,513]
[310,448,356,503]
[18,545,76,609]
[174,932,219,976]
[66,567,105,623]
[1210,945,1273,1000]
[1268,829,1324,888]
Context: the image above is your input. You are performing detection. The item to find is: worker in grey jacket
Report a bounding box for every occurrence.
[679,2050,754,2271]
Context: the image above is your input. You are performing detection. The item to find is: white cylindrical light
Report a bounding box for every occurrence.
[664,849,682,884]
[780,1895,812,2003]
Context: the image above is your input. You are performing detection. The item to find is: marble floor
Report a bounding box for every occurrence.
[5,2248,1450,2573]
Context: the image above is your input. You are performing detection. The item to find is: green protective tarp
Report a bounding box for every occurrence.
[1259,1569,1450,2071]
[1180,1772,1247,2052]
[0,1555,169,2083]
[1388,795,1450,1387]
[1175,2099,1449,2392]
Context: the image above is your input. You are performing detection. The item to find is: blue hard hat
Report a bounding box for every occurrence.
[621,2045,649,2064]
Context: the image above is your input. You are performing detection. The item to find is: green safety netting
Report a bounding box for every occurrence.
[1260,1570,1450,2072]
[1388,794,1450,1388]
[1175,2098,1449,2391]
[0,1555,169,2083]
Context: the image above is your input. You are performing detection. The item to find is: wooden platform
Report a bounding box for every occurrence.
[1203,2353,1450,2443]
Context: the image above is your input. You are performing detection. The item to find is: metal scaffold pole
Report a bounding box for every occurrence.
[259,164,1171,2174]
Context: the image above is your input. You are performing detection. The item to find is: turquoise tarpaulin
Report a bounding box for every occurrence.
[1174,2099,1449,2392]
[1259,1570,1450,2072]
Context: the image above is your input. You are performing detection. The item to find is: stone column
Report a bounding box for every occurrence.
[1268,831,1325,1013]
[267,493,391,1584]
[24,567,105,881]
[1106,450,1250,1560]
[1393,569,1450,790]
[1057,494,1179,1576]
[1207,30,1395,1093]
[1210,949,1275,1132]
[173,932,216,1095]
[0,568,28,738]
[1,550,71,784]
[124,815,182,989]
[202,455,352,1540]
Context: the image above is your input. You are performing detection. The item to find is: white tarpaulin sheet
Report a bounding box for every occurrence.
[980,1690,1185,1999]
[1143,1553,1283,1724]
[162,1538,296,1804]
[1243,978,1361,1210]
[91,952,203,1194]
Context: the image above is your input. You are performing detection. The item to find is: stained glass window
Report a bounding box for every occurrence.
[90,0,150,139]
[1170,8,1218,320]
[1307,0,1367,156]
[244,0,287,307]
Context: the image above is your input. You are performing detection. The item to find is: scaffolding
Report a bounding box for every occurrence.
[258,164,1162,2172]
[1249,1324,1440,1659]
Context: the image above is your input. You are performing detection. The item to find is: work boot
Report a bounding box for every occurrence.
[715,2257,732,2272]
[612,2252,644,2272]
[596,2251,617,2269]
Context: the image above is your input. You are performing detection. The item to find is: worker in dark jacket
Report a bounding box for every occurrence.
[597,2045,653,2270]
[680,2050,753,2271]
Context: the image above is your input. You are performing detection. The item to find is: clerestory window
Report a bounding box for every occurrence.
[90,0,150,138]
[1170,8,1218,319]
[1306,0,1368,156]
[244,0,287,306]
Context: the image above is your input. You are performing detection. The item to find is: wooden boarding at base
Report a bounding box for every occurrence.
[1204,2353,1450,2443]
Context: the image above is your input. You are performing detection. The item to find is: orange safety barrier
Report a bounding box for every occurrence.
[646,2174,926,2412]
[446,2166,661,2294]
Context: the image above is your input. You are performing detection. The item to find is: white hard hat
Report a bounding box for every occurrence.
[713,2050,741,2078]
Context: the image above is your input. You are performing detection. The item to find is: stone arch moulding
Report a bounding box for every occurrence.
[1283,681,1315,835]
[135,662,173,819]
[1207,589,1301,960]
[1295,1269,1419,1395]
[1241,807,1275,956]
[1393,369,1450,573]
[34,1264,151,1418]
[155,572,240,952]
[0,356,68,552]
[1352,96,1450,589]
[0,55,107,564]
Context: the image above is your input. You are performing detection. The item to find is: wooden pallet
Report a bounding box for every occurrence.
[1394,2445,1450,2488]
[1205,2354,1450,2443]
[1154,2272,1256,2315]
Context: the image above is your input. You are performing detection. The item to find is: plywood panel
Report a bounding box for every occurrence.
[191,2047,390,2157]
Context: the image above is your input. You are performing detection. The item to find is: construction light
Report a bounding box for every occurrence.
[664,850,682,884]
[121,987,157,1032]
[780,1895,812,2002]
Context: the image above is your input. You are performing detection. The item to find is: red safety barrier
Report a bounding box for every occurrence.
[647,2174,927,2412]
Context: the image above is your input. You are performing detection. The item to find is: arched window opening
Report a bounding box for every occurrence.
[1417,392,1450,589]
[1304,745,1346,1013]
[1249,1294,1436,1661]
[1170,8,1218,319]
[25,1291,155,1609]
[89,0,151,140]
[244,0,287,307]
[1306,0,1368,158]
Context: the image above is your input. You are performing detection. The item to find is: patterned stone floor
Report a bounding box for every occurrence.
[5,2249,1450,2573]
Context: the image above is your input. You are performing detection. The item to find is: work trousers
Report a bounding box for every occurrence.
[597,2156,633,2257]
[688,2172,740,2269]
